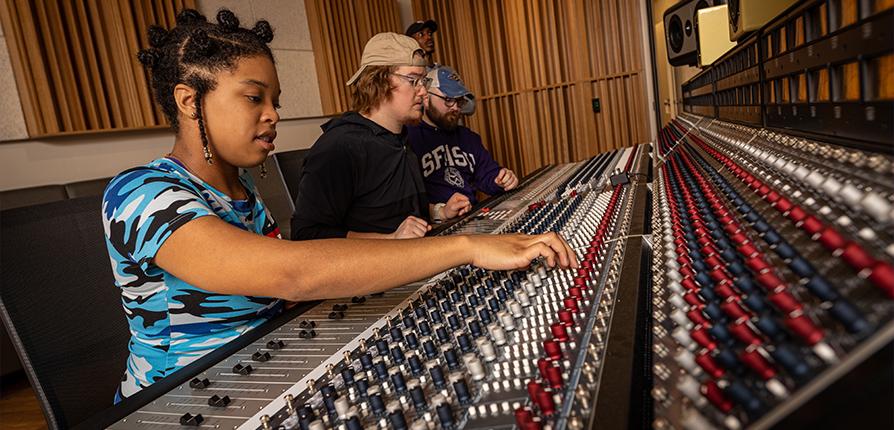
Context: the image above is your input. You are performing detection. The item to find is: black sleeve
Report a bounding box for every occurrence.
[290,143,354,240]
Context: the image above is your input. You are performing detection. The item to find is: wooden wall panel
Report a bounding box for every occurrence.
[0,0,195,137]
[410,0,650,177]
[305,0,402,115]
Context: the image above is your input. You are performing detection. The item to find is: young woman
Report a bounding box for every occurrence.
[103,9,576,400]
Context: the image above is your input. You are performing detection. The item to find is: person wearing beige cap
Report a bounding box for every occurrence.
[291,33,434,241]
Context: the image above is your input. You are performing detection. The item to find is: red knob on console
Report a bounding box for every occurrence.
[784,314,825,345]
[701,380,734,413]
[739,349,777,380]
[535,389,557,415]
[550,323,569,342]
[543,340,563,360]
[558,309,575,326]
[869,262,894,299]
[527,380,544,400]
[545,364,564,389]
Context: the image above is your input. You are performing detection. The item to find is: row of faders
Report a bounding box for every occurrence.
[651,114,894,429]
[242,146,649,430]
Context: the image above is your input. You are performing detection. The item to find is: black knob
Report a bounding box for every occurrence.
[208,394,230,407]
[232,363,252,375]
[299,329,317,339]
[266,339,285,349]
[419,321,432,337]
[251,350,271,362]
[189,377,210,389]
[390,345,406,364]
[373,359,388,380]
[405,332,420,349]
[468,319,483,338]
[423,339,438,359]
[436,401,455,427]
[408,354,424,375]
[376,339,389,356]
[360,352,374,370]
[410,384,427,410]
[355,377,370,397]
[447,313,462,330]
[435,325,450,344]
[402,315,417,329]
[390,369,407,392]
[457,334,474,353]
[179,413,204,426]
[299,320,316,329]
[369,391,385,415]
[341,368,356,386]
[388,407,408,430]
[429,364,446,388]
[444,347,460,369]
[452,376,471,404]
[389,326,404,342]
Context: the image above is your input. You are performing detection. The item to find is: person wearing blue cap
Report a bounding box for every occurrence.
[408,66,519,223]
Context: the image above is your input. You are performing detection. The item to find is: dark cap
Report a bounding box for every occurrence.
[405,20,438,36]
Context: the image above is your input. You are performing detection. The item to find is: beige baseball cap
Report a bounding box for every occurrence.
[346,32,427,86]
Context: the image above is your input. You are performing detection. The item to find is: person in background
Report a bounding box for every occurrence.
[291,33,431,240]
[104,10,577,401]
[405,18,477,116]
[405,19,437,66]
[408,66,518,223]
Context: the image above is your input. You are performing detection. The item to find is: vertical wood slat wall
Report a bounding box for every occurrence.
[412,0,650,177]
[0,0,195,137]
[305,0,403,115]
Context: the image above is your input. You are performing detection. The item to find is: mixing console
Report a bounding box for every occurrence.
[651,113,894,429]
[110,145,652,430]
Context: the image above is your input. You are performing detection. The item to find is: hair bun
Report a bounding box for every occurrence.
[137,48,160,68]
[252,20,274,44]
[147,25,168,48]
[176,9,206,26]
[188,28,216,56]
[216,9,240,31]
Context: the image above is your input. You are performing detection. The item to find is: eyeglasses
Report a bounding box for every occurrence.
[428,91,468,108]
[391,73,432,89]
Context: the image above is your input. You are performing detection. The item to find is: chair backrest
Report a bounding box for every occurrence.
[273,149,309,204]
[0,185,67,211]
[64,177,111,199]
[0,196,130,429]
[247,157,295,239]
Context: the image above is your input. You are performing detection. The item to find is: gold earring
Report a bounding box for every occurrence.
[190,112,197,119]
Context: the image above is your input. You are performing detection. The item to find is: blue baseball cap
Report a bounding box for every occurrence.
[427,66,472,99]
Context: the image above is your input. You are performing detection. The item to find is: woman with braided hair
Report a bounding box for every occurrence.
[102,8,576,400]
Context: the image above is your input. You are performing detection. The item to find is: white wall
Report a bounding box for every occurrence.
[0,0,326,191]
[0,118,325,191]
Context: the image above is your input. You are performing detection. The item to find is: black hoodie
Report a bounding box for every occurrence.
[290,112,428,240]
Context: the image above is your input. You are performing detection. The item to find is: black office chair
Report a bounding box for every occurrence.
[273,149,309,204]
[64,177,111,199]
[248,156,296,240]
[0,184,67,211]
[0,196,130,429]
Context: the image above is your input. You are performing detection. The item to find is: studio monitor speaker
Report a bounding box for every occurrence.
[697,5,737,67]
[728,0,799,41]
[664,0,727,66]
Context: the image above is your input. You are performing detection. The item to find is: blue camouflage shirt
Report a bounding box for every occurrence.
[102,157,283,400]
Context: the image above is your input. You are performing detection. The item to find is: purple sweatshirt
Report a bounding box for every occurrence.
[407,121,503,204]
